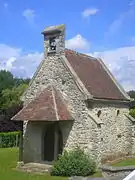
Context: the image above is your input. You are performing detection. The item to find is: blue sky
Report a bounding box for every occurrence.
[0,0,135,90]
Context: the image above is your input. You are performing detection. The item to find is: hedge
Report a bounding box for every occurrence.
[0,131,20,148]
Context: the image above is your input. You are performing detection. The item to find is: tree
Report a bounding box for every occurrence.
[128,90,135,118]
[128,90,135,99]
[0,70,15,94]
[0,70,30,110]
[129,109,135,118]
[0,70,30,132]
[128,90,135,108]
[14,77,30,87]
[0,84,28,110]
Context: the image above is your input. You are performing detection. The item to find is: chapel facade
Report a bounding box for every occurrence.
[12,24,135,164]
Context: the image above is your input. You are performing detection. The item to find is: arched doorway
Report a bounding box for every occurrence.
[43,123,63,162]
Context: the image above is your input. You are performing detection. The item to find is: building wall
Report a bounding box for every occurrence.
[130,122,135,155]
[22,53,133,163]
[23,121,44,163]
[22,54,100,162]
[22,37,133,163]
[90,103,133,162]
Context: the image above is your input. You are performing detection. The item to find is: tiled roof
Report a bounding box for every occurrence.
[12,87,73,121]
[65,49,128,101]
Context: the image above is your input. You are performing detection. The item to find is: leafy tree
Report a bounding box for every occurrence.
[0,70,30,132]
[0,70,15,93]
[128,90,135,108]
[128,90,135,99]
[128,90,135,118]
[0,70,30,110]
[0,84,28,110]
[129,109,135,118]
[14,77,30,87]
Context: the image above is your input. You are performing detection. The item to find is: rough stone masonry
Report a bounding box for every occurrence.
[12,24,135,164]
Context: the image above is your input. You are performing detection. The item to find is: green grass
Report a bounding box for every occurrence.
[89,171,102,177]
[112,158,135,167]
[0,148,102,179]
[0,148,66,180]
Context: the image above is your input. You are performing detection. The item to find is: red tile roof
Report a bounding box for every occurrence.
[65,49,128,101]
[12,49,129,121]
[12,87,73,121]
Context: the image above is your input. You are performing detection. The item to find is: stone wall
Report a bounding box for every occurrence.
[43,27,65,56]
[22,54,101,162]
[91,103,132,162]
[22,53,133,163]
[21,22,134,164]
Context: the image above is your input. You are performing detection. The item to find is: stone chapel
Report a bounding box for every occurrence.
[12,24,135,165]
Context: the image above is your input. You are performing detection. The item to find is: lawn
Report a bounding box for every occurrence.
[89,171,102,178]
[0,148,102,179]
[112,158,135,167]
[0,148,66,180]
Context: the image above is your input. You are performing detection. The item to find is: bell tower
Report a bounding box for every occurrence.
[41,24,65,57]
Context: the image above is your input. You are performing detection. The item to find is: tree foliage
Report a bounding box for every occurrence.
[129,109,135,118]
[128,90,135,118]
[0,70,30,110]
[0,70,30,132]
[0,70,15,94]
[128,90,135,108]
[128,90,135,99]
[0,84,28,110]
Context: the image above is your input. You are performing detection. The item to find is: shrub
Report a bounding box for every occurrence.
[0,131,20,148]
[51,147,96,177]
[129,109,135,118]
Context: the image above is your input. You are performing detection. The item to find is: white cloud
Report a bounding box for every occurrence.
[22,9,36,24]
[0,43,134,91]
[90,46,135,91]
[82,8,99,18]
[0,44,21,59]
[66,34,90,51]
[6,57,16,71]
[0,44,43,78]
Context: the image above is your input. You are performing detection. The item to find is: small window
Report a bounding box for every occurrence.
[117,134,121,138]
[117,110,120,116]
[97,110,101,118]
[49,37,56,51]
[62,80,66,85]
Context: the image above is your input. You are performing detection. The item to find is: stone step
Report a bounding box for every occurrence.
[17,162,52,174]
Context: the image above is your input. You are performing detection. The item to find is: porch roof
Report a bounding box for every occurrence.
[11,86,73,121]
